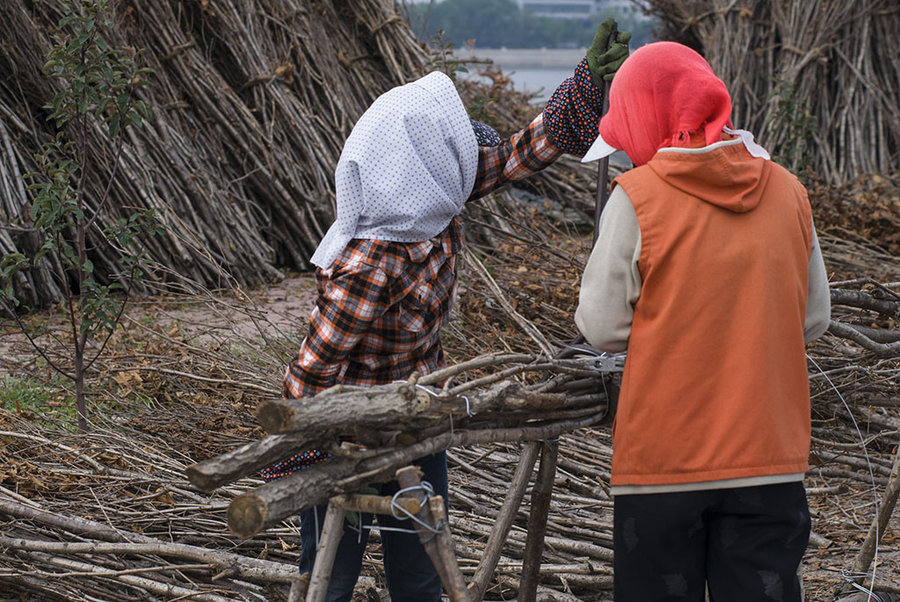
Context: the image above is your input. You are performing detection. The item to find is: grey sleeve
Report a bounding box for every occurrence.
[574,185,642,352]
[804,224,831,343]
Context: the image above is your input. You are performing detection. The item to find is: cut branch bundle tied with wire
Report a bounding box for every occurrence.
[186,353,618,538]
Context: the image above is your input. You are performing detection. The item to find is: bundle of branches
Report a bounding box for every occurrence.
[4,0,412,306]
[186,352,615,538]
[1,173,898,600]
[804,277,900,598]
[444,197,900,598]
[0,409,305,601]
[638,0,900,184]
[1,257,899,599]
[0,0,600,310]
[808,172,900,260]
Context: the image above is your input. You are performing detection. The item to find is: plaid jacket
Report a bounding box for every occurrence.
[282,113,563,399]
[266,63,600,479]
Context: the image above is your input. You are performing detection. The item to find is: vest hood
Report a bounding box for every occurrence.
[647,140,770,214]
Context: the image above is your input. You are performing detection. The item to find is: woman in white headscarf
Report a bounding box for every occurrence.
[267,21,630,600]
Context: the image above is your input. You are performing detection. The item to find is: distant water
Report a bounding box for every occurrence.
[455,48,586,103]
[457,47,632,168]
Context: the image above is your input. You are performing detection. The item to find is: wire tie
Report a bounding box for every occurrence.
[414,383,435,396]
[388,483,442,535]
[815,349,881,597]
[461,395,473,416]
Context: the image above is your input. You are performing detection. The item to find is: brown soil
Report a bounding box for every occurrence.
[1,180,899,600]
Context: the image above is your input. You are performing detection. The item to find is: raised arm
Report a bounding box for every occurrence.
[470,19,630,199]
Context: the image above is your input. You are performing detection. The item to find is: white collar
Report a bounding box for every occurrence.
[658,126,771,159]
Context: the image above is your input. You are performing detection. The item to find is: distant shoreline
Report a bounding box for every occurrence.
[455,47,586,103]
[455,47,587,69]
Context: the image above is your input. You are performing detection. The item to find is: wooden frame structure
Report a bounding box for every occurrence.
[282,440,557,602]
[184,350,624,601]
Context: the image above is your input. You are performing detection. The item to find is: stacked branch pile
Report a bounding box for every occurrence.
[0,245,899,599]
[2,0,900,599]
[185,353,614,538]
[0,0,595,310]
[0,0,419,306]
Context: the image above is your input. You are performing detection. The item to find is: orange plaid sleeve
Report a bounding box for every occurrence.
[471,113,563,200]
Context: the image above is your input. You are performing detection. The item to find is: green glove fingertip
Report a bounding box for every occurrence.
[587,18,617,80]
[600,44,629,64]
[602,54,629,80]
[587,19,632,82]
[591,19,614,49]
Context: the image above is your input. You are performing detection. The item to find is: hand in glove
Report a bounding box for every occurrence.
[586,17,631,82]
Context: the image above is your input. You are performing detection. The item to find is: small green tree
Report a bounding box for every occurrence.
[767,77,818,181]
[424,29,470,83]
[0,0,156,432]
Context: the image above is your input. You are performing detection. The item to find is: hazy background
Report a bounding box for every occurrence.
[400,0,659,102]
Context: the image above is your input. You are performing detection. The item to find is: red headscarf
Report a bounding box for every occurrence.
[598,42,733,167]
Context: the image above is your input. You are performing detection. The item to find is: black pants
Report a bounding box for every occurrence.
[613,482,810,602]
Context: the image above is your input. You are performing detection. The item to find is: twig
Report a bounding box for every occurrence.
[463,248,556,357]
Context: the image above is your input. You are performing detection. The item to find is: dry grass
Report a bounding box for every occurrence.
[1,185,899,599]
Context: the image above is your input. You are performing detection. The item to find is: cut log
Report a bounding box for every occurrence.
[226,414,604,538]
[255,381,442,434]
[185,432,318,493]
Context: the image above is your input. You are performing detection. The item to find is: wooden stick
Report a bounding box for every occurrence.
[0,500,298,583]
[255,379,600,439]
[850,438,900,577]
[396,466,471,602]
[830,288,900,315]
[255,381,438,434]
[306,499,348,602]
[592,33,615,249]
[463,248,557,357]
[469,440,541,601]
[286,575,309,602]
[417,353,535,387]
[519,439,560,601]
[429,495,471,597]
[225,414,603,537]
[12,549,232,602]
[334,493,421,517]
[186,432,316,493]
[828,321,900,356]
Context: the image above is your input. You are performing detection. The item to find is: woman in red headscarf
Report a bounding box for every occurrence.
[577,42,831,601]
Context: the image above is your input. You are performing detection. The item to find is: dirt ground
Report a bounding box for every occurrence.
[1,175,900,600]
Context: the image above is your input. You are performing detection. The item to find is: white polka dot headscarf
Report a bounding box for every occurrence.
[310,72,485,269]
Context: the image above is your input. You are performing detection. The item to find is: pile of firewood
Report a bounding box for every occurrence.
[186,352,617,538]
[639,0,900,184]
